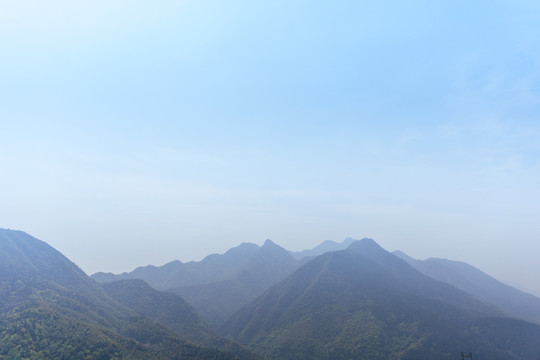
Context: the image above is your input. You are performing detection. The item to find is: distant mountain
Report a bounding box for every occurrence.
[393,250,540,325]
[169,239,299,328]
[220,239,540,360]
[94,239,299,329]
[0,229,248,360]
[289,237,357,260]
[92,242,261,290]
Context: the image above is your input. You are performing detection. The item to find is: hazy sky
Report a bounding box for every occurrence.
[2,1,540,295]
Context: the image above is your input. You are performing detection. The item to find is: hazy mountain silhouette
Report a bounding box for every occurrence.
[289,237,357,260]
[93,241,261,289]
[94,239,299,329]
[169,239,299,328]
[0,229,251,360]
[220,239,540,360]
[393,250,540,325]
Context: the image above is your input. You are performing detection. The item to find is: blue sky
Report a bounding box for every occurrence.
[2,1,540,295]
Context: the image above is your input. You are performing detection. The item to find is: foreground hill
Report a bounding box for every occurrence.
[0,229,248,360]
[220,239,540,360]
[102,279,212,343]
[94,239,299,328]
[393,250,540,325]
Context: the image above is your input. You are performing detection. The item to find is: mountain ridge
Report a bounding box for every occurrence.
[289,237,360,260]
[393,250,540,325]
[169,239,299,328]
[0,228,252,360]
[220,239,540,359]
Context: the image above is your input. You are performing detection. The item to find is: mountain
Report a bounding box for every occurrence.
[102,279,254,358]
[101,279,213,343]
[0,229,128,325]
[169,240,299,328]
[0,229,247,360]
[94,239,299,329]
[393,250,540,325]
[220,239,540,360]
[289,237,357,260]
[92,242,262,290]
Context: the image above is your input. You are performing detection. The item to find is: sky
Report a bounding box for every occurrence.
[1,1,540,295]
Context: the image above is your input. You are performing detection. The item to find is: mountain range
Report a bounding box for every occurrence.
[393,250,540,325]
[220,239,540,359]
[93,235,540,330]
[0,228,253,360]
[288,237,357,260]
[93,239,300,328]
[3,228,540,359]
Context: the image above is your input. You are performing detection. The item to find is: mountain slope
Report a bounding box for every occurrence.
[92,242,261,290]
[0,229,129,327]
[0,229,245,360]
[101,279,213,343]
[170,240,299,328]
[220,239,540,360]
[102,279,254,359]
[393,250,540,325]
[94,239,299,329]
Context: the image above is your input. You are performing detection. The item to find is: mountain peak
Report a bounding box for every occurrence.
[262,239,278,248]
[290,237,370,260]
[225,242,260,253]
[0,228,92,291]
[259,239,292,258]
[220,239,525,360]
[259,239,295,257]
[0,228,25,235]
[346,237,383,253]
[343,237,356,245]
[319,239,339,247]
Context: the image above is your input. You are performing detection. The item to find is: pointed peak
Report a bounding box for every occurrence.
[347,238,385,254]
[262,239,278,248]
[343,237,356,245]
[260,239,291,255]
[255,239,296,265]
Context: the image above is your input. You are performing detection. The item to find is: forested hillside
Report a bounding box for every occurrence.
[0,229,249,360]
[220,239,540,360]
